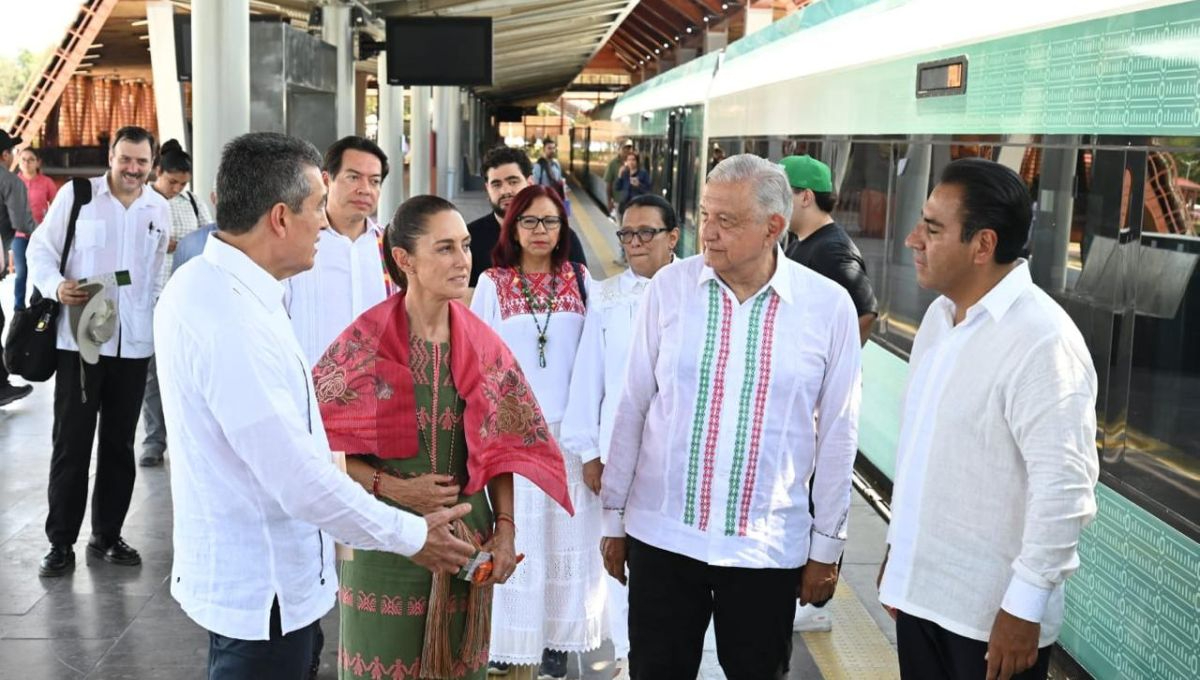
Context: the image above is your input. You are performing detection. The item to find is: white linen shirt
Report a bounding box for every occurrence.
[154,235,427,641]
[878,261,1099,648]
[27,175,169,359]
[601,252,862,569]
[286,219,390,365]
[560,267,652,464]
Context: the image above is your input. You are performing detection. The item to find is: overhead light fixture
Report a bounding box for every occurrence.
[686,26,693,33]
[722,2,729,9]
[703,16,710,23]
[87,43,104,50]
[674,35,680,41]
[663,42,669,48]
[131,19,148,27]
[138,34,150,41]
[655,48,660,54]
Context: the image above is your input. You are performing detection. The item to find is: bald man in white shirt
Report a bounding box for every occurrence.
[878,158,1099,680]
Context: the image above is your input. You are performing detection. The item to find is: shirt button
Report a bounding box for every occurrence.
[320,578,326,585]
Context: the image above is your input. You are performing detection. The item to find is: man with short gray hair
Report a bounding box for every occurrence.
[599,154,863,679]
[154,132,475,678]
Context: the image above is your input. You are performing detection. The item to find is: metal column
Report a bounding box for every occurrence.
[146,1,187,153]
[446,88,461,199]
[192,0,249,210]
[410,86,432,197]
[322,4,355,139]
[377,57,406,224]
[466,93,477,178]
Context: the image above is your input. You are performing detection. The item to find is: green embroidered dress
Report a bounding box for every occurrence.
[337,337,493,680]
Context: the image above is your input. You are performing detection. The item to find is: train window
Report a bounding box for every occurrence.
[1103,144,1200,537]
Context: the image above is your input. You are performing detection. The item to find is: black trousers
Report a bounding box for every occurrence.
[0,302,9,385]
[45,350,149,545]
[896,610,1053,680]
[626,535,801,680]
[208,599,319,680]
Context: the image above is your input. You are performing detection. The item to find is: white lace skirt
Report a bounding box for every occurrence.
[488,423,609,664]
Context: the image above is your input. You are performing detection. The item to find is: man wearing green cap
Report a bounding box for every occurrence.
[779,155,878,345]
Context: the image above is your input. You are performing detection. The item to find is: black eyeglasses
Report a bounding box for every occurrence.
[517,215,562,231]
[615,227,670,244]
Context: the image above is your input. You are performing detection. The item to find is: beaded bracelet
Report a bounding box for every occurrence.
[371,470,382,497]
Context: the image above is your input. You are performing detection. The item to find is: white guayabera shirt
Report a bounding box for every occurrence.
[154,235,427,640]
[879,260,1099,648]
[601,252,862,570]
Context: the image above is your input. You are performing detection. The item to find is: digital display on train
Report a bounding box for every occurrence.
[915,56,968,98]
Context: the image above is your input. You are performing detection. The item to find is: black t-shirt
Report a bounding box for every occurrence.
[785,222,879,317]
[467,212,589,287]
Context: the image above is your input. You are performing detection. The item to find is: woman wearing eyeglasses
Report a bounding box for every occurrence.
[559,193,679,670]
[470,185,608,680]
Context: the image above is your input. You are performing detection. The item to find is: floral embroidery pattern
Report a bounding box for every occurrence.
[314,326,395,406]
[340,592,470,618]
[477,355,551,445]
[338,645,489,679]
[357,591,377,612]
[488,264,587,321]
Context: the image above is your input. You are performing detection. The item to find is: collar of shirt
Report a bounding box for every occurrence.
[93,174,163,212]
[933,259,1032,327]
[697,246,794,305]
[202,234,285,311]
[321,215,383,242]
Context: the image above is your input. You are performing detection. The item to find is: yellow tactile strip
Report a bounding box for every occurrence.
[567,187,624,279]
[801,580,901,680]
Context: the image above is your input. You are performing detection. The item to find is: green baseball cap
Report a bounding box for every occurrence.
[779,155,832,193]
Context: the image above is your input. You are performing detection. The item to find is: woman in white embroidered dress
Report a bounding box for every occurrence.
[470,184,607,680]
[559,194,679,666]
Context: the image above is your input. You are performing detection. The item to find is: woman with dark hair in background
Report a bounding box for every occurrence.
[318,194,572,680]
[470,185,609,680]
[140,139,212,467]
[14,147,57,310]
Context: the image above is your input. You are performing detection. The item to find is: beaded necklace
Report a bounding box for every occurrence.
[516,266,556,368]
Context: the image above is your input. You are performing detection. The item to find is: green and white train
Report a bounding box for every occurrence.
[568,1,1200,678]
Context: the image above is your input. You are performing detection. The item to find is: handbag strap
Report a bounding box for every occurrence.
[59,177,93,276]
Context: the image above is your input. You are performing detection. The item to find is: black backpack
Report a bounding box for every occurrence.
[3,178,92,381]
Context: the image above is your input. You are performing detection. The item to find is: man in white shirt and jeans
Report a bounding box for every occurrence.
[600,155,862,680]
[154,132,474,679]
[287,135,393,366]
[878,158,1099,680]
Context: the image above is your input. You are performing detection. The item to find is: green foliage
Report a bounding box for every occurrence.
[0,49,47,108]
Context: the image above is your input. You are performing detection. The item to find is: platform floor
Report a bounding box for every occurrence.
[0,187,903,679]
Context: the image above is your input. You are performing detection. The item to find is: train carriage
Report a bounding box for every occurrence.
[573,1,1200,678]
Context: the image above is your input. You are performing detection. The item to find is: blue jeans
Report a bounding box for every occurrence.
[207,599,319,680]
[11,235,28,310]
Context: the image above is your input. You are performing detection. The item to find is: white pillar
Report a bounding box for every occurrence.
[410,86,432,196]
[433,87,452,198]
[377,58,405,223]
[744,7,775,36]
[703,29,727,54]
[446,89,462,199]
[146,2,187,153]
[322,4,355,139]
[192,0,249,211]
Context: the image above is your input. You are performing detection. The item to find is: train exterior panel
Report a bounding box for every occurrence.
[581,1,1200,678]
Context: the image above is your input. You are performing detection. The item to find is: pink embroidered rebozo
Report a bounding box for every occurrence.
[314,294,573,515]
